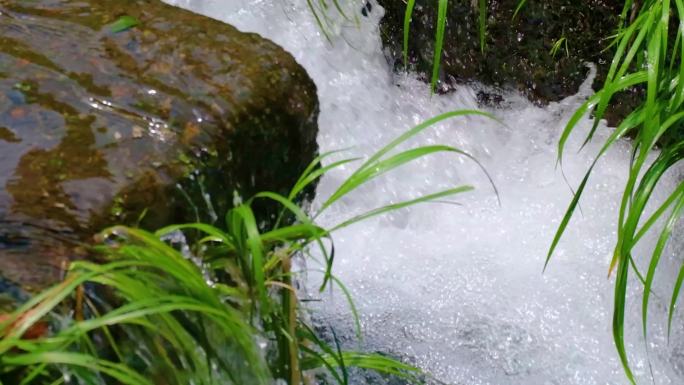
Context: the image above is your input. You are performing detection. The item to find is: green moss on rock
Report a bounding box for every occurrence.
[377,0,641,123]
[0,0,319,295]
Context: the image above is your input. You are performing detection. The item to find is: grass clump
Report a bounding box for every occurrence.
[307,0,682,383]
[545,0,684,383]
[0,110,494,385]
[401,0,521,92]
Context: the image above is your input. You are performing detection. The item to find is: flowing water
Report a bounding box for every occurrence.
[166,1,684,383]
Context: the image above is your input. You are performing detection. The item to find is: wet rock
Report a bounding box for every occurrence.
[377,0,639,124]
[0,0,319,294]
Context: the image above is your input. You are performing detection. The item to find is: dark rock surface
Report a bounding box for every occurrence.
[0,0,319,295]
[377,0,640,123]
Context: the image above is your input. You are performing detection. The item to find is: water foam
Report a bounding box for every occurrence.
[165,1,684,383]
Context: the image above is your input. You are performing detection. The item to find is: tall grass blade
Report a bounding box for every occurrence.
[642,192,684,345]
[431,0,448,93]
[512,0,528,20]
[669,261,684,339]
[403,0,417,69]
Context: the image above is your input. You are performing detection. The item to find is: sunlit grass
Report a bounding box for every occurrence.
[0,110,496,385]
[402,0,449,93]
[545,1,684,383]
[306,0,684,383]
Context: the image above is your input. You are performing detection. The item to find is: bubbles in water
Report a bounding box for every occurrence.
[165,1,684,384]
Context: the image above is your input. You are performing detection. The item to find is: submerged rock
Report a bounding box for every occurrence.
[377,0,640,124]
[0,0,318,295]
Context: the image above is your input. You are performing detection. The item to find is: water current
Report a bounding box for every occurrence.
[166,1,684,383]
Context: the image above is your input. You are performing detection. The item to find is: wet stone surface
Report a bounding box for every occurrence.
[376,0,641,124]
[0,0,319,296]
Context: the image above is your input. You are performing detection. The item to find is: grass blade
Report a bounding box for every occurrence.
[431,0,449,93]
[403,0,417,69]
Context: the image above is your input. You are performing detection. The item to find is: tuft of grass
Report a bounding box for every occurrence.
[311,0,489,92]
[549,36,569,59]
[545,1,684,383]
[0,110,497,385]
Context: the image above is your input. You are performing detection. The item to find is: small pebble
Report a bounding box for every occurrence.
[132,125,144,138]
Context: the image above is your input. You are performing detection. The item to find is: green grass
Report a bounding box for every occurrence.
[402,0,449,93]
[308,0,684,383]
[431,0,449,93]
[544,1,684,383]
[4,1,676,383]
[402,0,525,91]
[0,110,495,385]
[512,0,528,20]
[310,0,486,92]
[403,0,417,70]
[549,36,569,59]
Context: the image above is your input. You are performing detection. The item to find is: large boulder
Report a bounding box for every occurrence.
[377,0,640,123]
[0,0,318,295]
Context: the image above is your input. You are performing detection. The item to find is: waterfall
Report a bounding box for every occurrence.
[166,1,684,383]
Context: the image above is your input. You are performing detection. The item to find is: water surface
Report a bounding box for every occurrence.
[167,1,684,383]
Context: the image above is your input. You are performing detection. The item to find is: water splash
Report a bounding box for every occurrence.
[166,1,684,383]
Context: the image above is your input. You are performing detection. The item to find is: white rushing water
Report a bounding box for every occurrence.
[167,1,684,383]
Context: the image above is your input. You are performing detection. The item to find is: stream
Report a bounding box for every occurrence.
[167,1,684,383]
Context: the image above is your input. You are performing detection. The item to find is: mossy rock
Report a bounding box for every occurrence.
[0,0,319,296]
[377,0,642,124]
